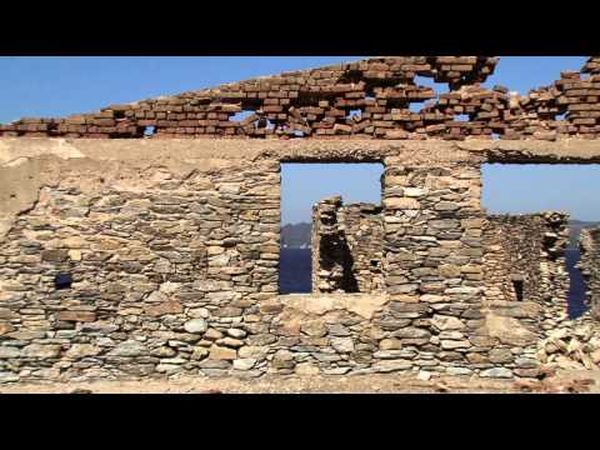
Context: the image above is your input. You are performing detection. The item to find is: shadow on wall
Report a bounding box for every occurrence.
[318,228,359,293]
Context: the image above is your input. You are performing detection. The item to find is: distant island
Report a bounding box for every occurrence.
[281,222,311,248]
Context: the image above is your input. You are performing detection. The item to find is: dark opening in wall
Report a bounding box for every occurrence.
[54,273,72,290]
[512,276,524,301]
[482,164,600,317]
[279,162,384,294]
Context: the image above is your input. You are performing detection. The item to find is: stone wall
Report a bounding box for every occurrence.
[1,138,600,384]
[311,197,384,294]
[580,227,600,320]
[483,212,570,305]
[0,140,496,382]
[0,153,281,382]
[382,161,484,302]
[2,56,600,141]
[375,161,502,377]
[477,195,600,375]
[479,213,571,377]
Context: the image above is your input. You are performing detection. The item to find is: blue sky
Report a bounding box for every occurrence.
[1,56,598,223]
[482,164,600,222]
[282,163,384,223]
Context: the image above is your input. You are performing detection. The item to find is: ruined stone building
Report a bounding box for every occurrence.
[1,56,600,384]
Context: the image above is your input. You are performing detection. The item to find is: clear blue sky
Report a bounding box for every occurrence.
[1,56,597,223]
[282,163,384,223]
[482,164,600,222]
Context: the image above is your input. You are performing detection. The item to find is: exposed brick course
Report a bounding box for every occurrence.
[2,56,598,141]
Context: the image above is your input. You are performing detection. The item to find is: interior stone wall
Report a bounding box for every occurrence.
[483,213,570,304]
[479,213,571,376]
[311,197,384,294]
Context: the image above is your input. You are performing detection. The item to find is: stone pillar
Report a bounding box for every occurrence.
[382,159,485,305]
[380,159,487,376]
[337,203,384,293]
[311,196,384,294]
[312,196,350,293]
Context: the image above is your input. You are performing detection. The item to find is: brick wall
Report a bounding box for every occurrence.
[1,56,599,140]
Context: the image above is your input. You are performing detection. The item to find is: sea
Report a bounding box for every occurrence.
[279,248,312,294]
[565,247,588,318]
[279,247,589,318]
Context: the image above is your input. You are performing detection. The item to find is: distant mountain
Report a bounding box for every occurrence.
[281,222,311,248]
[568,220,600,247]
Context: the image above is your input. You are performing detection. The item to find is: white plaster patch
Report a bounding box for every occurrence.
[0,139,85,167]
[2,157,29,168]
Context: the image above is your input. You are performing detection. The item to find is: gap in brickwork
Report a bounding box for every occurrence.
[482,163,600,318]
[414,75,450,93]
[230,110,255,122]
[143,125,155,137]
[408,103,422,113]
[555,112,567,121]
[347,109,362,120]
[411,75,450,115]
[279,162,384,294]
